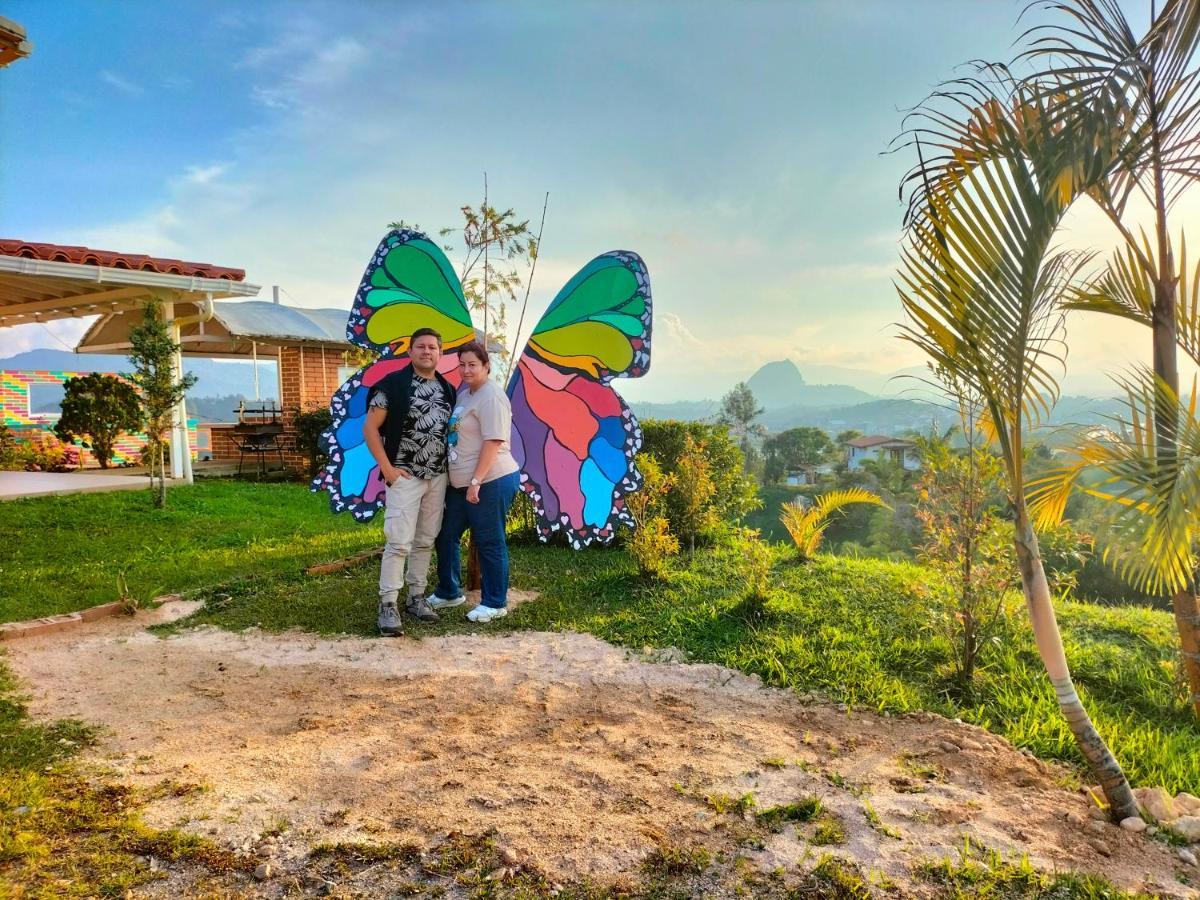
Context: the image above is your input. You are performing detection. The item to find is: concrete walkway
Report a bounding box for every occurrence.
[0,470,170,501]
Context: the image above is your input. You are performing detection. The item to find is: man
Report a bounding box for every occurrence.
[363,327,457,635]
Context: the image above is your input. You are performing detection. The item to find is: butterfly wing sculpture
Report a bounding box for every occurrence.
[313,229,473,520]
[506,251,651,547]
[314,230,652,547]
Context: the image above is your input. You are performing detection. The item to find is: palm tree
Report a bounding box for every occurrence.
[1017,0,1200,722]
[895,84,1140,820]
[779,488,889,561]
[1030,370,1200,718]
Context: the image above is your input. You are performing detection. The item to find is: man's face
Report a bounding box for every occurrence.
[410,334,441,368]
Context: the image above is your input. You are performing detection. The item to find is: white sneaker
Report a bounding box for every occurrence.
[466,604,508,623]
[426,592,466,610]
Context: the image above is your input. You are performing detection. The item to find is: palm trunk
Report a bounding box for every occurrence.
[1012,508,1138,821]
[1173,589,1200,721]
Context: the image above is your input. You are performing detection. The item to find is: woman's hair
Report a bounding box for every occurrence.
[458,340,491,370]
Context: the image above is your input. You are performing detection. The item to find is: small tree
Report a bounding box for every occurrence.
[640,420,760,540]
[674,435,719,553]
[126,299,196,508]
[389,194,537,379]
[914,411,1013,691]
[53,373,142,469]
[763,427,834,483]
[718,382,765,471]
[625,454,680,580]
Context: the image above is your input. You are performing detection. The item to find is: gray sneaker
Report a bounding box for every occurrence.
[377,601,404,636]
[405,595,439,623]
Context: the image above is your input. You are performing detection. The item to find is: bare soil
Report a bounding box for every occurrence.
[4,600,1194,897]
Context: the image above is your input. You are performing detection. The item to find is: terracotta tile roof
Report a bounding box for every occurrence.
[0,240,245,281]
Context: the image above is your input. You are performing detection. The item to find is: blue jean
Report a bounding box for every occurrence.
[434,471,520,609]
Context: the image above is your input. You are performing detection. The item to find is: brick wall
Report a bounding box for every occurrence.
[2,369,198,466]
[207,346,343,474]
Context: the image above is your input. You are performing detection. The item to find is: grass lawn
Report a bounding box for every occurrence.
[0,481,383,622]
[172,536,1200,798]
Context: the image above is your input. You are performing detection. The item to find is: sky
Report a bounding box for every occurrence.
[0,0,1173,402]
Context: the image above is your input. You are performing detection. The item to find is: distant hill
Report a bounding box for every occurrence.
[0,348,278,401]
[746,359,876,409]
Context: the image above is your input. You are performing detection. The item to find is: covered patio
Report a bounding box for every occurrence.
[0,239,260,487]
[76,297,353,473]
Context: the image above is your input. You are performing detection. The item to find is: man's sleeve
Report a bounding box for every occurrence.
[478,389,511,441]
[369,390,388,410]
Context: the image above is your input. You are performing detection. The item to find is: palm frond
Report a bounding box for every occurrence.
[1021,0,1200,211]
[1035,369,1200,594]
[1067,229,1200,368]
[779,489,889,559]
[896,125,1088,477]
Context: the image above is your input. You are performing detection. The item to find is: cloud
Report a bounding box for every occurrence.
[242,22,370,111]
[0,319,97,357]
[181,164,229,186]
[99,70,143,96]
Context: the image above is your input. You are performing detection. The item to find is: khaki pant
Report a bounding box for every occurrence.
[379,473,448,605]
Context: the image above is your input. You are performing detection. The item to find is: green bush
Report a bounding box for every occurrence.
[640,419,759,544]
[293,407,334,479]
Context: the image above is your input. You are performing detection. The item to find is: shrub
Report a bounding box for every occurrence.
[0,422,17,470]
[11,431,80,472]
[640,419,759,544]
[673,435,719,552]
[292,406,334,479]
[625,455,679,579]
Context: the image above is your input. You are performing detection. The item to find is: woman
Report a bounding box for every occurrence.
[425,341,522,622]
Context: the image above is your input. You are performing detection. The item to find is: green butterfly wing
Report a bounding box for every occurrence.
[525,251,651,380]
[347,229,474,353]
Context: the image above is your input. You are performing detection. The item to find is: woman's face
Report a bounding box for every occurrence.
[459,352,489,388]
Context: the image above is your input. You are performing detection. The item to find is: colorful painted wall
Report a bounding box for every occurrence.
[1,369,199,465]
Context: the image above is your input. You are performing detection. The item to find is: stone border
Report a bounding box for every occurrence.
[0,596,180,641]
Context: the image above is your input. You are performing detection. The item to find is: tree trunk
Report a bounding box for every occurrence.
[155,441,166,509]
[1012,509,1138,821]
[1173,589,1200,721]
[467,537,481,592]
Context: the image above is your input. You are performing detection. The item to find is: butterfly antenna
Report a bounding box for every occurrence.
[507,190,550,389]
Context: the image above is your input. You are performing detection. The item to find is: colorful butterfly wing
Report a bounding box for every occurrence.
[315,227,470,518]
[313,350,463,520]
[347,228,475,354]
[508,251,651,548]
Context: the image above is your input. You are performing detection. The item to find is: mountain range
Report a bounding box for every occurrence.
[0,349,279,401]
[2,348,1123,438]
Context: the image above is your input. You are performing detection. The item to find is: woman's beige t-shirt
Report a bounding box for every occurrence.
[449,380,520,488]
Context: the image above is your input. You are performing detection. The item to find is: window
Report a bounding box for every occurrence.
[337,365,358,386]
[28,382,66,419]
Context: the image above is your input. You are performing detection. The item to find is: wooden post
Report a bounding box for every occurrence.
[467,537,482,591]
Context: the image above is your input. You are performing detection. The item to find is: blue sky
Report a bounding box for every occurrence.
[0,0,1159,400]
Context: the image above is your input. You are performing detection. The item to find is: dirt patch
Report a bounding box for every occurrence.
[4,601,1192,897]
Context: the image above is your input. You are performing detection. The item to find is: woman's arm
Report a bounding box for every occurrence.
[466,439,503,503]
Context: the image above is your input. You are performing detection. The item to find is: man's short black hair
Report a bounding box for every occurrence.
[410,327,442,347]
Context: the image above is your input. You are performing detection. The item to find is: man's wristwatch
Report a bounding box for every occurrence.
[470,478,481,487]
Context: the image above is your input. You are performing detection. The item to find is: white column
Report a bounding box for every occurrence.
[162,300,192,484]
